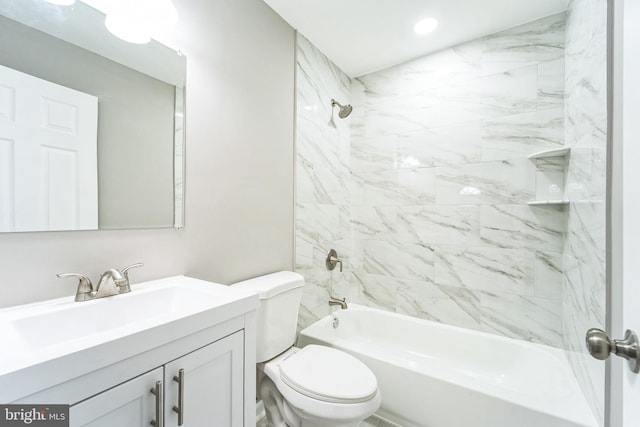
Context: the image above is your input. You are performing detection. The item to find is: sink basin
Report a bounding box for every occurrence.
[11,281,234,350]
[0,275,259,393]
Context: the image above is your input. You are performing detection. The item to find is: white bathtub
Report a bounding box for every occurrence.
[298,304,597,427]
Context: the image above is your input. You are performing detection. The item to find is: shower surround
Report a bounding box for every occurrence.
[295,5,606,426]
[349,12,568,348]
[296,13,567,348]
[295,34,353,326]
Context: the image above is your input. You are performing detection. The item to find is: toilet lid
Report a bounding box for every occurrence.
[279,345,378,403]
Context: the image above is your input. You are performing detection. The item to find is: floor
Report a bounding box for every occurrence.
[360,415,402,427]
[256,414,400,427]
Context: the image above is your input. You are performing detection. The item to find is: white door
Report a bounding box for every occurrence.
[164,331,244,427]
[0,64,98,232]
[608,0,640,425]
[69,368,163,427]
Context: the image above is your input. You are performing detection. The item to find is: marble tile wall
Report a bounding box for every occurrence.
[295,34,353,329]
[348,13,568,347]
[294,8,607,424]
[562,0,607,424]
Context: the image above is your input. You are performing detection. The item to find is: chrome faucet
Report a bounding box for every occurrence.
[115,263,143,293]
[56,272,94,302]
[329,296,348,310]
[57,263,143,302]
[96,268,128,295]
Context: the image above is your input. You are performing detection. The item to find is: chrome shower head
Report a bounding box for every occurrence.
[331,99,353,119]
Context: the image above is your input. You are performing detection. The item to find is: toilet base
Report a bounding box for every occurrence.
[258,347,381,427]
[259,375,369,427]
[296,419,362,427]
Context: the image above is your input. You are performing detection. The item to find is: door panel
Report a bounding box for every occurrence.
[618,0,640,424]
[0,64,98,232]
[0,137,14,230]
[0,83,15,121]
[164,331,244,427]
[70,368,163,427]
[609,0,640,425]
[42,147,78,230]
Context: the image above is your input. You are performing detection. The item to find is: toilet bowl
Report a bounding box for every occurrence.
[232,271,381,427]
[259,346,381,427]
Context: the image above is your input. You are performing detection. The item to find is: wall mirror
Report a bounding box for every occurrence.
[0,0,186,232]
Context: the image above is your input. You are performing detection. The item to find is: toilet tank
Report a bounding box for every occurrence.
[232,271,304,362]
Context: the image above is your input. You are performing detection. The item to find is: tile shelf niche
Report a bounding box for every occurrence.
[528,147,571,205]
[528,147,571,159]
[528,200,569,206]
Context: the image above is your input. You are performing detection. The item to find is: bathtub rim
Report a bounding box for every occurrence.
[298,304,598,427]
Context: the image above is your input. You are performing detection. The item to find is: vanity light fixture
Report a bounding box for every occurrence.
[105,0,178,44]
[103,0,178,44]
[104,13,153,44]
[41,0,178,44]
[414,17,439,36]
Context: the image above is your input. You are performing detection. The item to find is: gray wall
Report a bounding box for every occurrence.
[0,0,295,308]
[0,15,176,229]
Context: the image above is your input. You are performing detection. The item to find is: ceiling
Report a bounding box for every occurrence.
[263,0,570,77]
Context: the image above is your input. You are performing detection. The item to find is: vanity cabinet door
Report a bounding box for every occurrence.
[164,331,244,427]
[69,368,163,427]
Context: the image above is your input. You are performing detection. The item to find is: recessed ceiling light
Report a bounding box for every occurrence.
[414,18,438,36]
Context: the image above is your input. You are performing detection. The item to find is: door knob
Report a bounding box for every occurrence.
[586,328,640,373]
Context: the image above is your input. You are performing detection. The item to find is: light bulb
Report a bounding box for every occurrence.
[105,14,151,44]
[414,18,439,36]
[153,0,179,26]
[104,0,178,44]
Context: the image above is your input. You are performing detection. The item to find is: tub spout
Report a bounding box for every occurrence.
[329,296,348,310]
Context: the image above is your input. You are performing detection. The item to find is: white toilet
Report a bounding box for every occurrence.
[233,271,381,427]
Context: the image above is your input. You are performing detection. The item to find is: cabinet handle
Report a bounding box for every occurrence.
[173,369,185,426]
[150,380,164,427]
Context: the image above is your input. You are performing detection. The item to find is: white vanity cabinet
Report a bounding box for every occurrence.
[1,276,259,427]
[68,331,245,427]
[70,368,163,427]
[164,331,244,427]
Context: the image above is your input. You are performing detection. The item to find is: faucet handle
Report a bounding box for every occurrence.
[121,263,144,279]
[57,273,94,301]
[118,263,143,293]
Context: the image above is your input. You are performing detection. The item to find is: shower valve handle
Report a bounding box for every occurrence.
[326,249,343,272]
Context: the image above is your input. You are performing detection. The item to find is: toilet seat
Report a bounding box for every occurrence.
[262,346,382,425]
[279,345,378,404]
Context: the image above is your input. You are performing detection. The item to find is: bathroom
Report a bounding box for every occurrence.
[0,0,638,426]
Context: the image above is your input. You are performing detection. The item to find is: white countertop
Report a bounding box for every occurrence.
[0,275,259,402]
